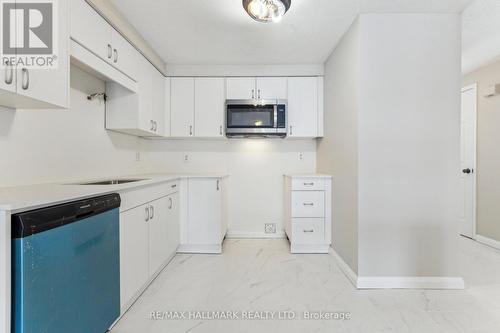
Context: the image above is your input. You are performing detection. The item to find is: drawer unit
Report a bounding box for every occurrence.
[284,175,332,254]
[120,180,179,212]
[292,218,325,244]
[291,191,325,218]
[292,178,325,191]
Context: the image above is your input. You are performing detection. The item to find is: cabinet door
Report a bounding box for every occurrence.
[188,178,222,245]
[148,197,169,276]
[256,77,287,99]
[16,0,69,108]
[120,205,150,310]
[138,56,154,134]
[166,193,180,255]
[226,77,255,99]
[171,77,195,137]
[163,78,171,137]
[287,77,318,138]
[195,78,225,137]
[111,29,140,81]
[70,0,112,61]
[151,68,165,135]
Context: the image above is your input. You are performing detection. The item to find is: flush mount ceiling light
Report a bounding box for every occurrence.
[243,0,291,23]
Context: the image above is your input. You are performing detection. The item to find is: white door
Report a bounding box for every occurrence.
[188,178,222,245]
[70,0,112,61]
[256,77,287,99]
[460,84,477,238]
[226,77,255,99]
[119,205,150,310]
[287,77,318,137]
[171,77,195,137]
[16,0,69,108]
[195,78,225,137]
[148,197,169,276]
[166,193,180,255]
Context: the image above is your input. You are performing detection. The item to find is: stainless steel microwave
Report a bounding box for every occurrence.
[226,99,287,138]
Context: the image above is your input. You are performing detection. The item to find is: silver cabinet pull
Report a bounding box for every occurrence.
[153,121,157,132]
[145,206,150,222]
[150,205,154,219]
[303,229,314,233]
[303,203,314,206]
[189,125,193,136]
[113,49,118,63]
[219,125,223,136]
[258,89,261,99]
[4,60,13,85]
[21,68,29,90]
[251,89,255,99]
[150,120,154,131]
[171,184,177,188]
[216,180,220,191]
[169,197,173,209]
[289,126,293,136]
[303,182,314,186]
[107,44,112,59]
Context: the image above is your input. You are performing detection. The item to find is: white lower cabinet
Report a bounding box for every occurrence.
[284,175,332,254]
[119,183,179,312]
[178,177,227,254]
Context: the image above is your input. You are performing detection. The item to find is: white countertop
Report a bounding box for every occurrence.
[0,173,228,213]
[284,173,332,178]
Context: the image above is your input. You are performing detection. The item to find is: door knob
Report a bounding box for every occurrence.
[462,168,472,174]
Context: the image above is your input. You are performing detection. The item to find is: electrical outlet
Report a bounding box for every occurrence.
[265,223,276,234]
[135,152,141,162]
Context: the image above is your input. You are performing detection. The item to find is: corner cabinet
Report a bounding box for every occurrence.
[0,0,69,109]
[284,175,332,253]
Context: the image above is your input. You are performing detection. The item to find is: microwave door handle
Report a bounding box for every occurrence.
[274,105,278,129]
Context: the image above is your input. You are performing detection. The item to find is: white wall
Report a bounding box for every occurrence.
[0,66,142,187]
[140,139,316,236]
[317,19,360,274]
[357,13,462,278]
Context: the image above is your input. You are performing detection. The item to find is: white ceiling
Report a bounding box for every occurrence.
[111,0,475,66]
[462,0,500,73]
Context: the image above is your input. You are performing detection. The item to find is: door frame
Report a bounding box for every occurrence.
[461,83,478,239]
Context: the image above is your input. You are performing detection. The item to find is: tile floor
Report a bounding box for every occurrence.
[111,237,500,333]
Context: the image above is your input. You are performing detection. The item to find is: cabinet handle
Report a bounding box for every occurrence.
[150,120,154,131]
[258,89,261,99]
[251,89,255,99]
[113,49,118,63]
[150,205,154,219]
[303,203,314,206]
[107,44,112,59]
[303,182,314,186]
[219,125,223,136]
[4,60,13,85]
[169,197,173,209]
[303,229,314,233]
[21,68,29,90]
[289,126,293,136]
[216,180,220,191]
[189,125,193,136]
[145,206,150,222]
[153,121,157,132]
[171,184,177,188]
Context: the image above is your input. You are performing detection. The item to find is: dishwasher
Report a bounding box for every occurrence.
[11,193,121,333]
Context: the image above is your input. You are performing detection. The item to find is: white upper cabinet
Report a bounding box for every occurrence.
[226,77,255,99]
[171,78,195,137]
[70,0,112,61]
[256,77,287,100]
[110,30,140,81]
[195,78,225,138]
[287,77,323,138]
[0,0,69,109]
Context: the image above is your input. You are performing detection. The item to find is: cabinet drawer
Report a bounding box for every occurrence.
[292,178,325,191]
[120,181,179,212]
[291,191,325,217]
[292,218,325,244]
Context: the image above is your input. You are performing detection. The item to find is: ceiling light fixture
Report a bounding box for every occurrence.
[243,0,291,23]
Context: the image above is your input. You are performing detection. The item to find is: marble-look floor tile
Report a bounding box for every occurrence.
[111,237,500,333]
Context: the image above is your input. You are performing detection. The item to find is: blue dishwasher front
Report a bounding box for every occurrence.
[11,193,121,333]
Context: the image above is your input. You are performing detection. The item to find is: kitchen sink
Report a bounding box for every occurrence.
[75,179,148,185]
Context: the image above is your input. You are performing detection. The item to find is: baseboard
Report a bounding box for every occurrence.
[329,247,358,288]
[291,243,330,254]
[475,234,500,251]
[356,277,465,290]
[225,230,286,239]
[329,247,464,290]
